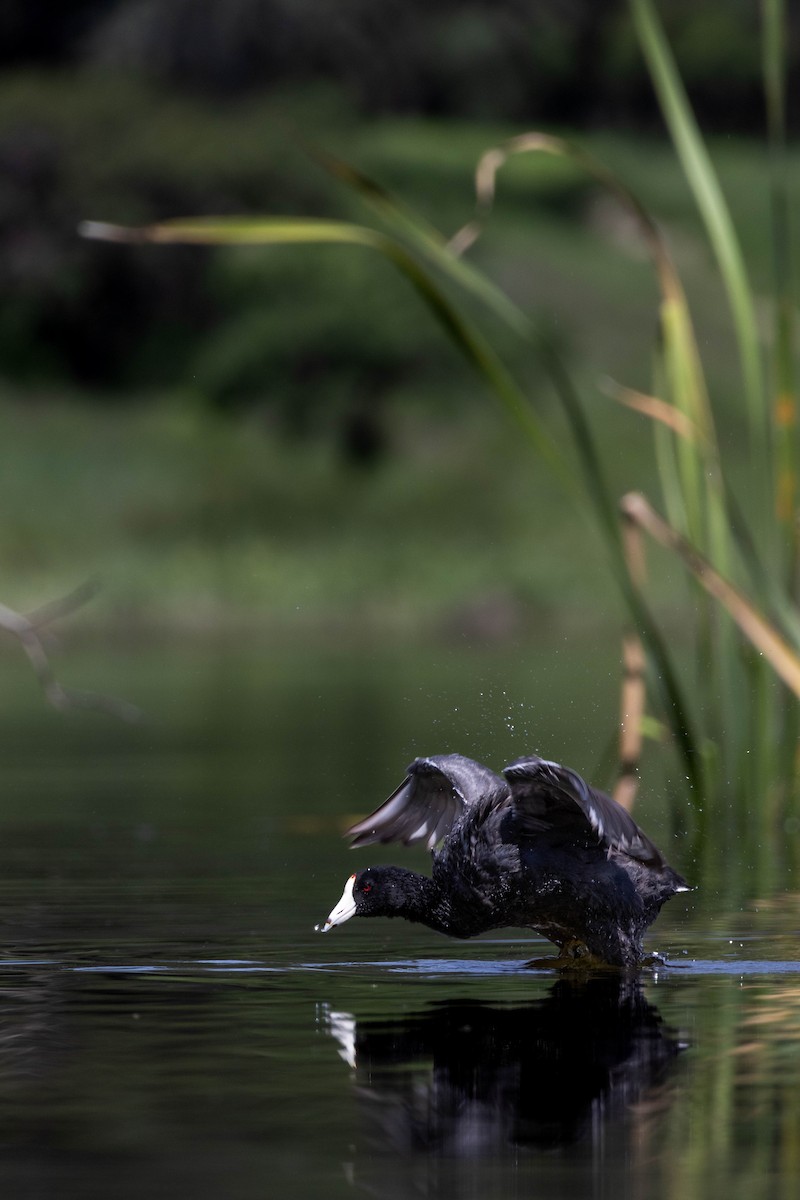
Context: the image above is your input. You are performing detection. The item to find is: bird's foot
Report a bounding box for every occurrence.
[639,950,690,970]
[523,940,613,971]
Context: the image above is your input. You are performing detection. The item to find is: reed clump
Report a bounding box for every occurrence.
[82,0,799,845]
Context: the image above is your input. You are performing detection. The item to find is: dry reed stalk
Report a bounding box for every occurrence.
[615,515,649,810]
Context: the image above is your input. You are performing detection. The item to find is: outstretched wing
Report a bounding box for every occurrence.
[347,753,505,851]
[502,756,666,868]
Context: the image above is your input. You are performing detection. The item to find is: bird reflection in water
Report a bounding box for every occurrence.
[320,976,682,1161]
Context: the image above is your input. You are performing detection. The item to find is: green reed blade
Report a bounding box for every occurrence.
[81,212,707,798]
[763,0,797,576]
[308,148,535,339]
[439,130,738,579]
[621,493,800,698]
[80,216,570,487]
[630,0,769,525]
[762,0,800,802]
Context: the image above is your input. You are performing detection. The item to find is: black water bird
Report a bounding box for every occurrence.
[316,754,687,967]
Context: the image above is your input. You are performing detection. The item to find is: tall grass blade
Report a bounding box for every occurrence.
[449,132,735,572]
[603,379,706,445]
[80,217,631,556]
[538,348,707,800]
[308,149,534,339]
[630,0,769,514]
[311,150,660,546]
[457,129,740,782]
[454,133,684,315]
[80,217,571,488]
[609,375,800,648]
[621,492,800,697]
[762,0,800,804]
[310,148,639,548]
[82,211,708,799]
[309,144,716,798]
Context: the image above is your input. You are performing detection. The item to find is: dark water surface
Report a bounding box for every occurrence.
[0,638,798,1198]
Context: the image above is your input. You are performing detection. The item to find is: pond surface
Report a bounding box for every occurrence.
[0,636,798,1199]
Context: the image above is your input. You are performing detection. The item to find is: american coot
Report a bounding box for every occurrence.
[316,754,687,968]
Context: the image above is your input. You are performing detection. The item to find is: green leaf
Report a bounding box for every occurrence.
[630,0,768,500]
[80,216,571,488]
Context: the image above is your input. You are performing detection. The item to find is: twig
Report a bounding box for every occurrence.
[24,578,102,631]
[0,587,141,722]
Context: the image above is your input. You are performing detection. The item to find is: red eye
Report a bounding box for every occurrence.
[362,883,372,895]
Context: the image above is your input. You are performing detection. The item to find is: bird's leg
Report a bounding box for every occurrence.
[523,938,645,972]
[639,950,690,969]
[522,938,594,970]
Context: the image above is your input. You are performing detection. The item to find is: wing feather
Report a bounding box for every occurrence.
[347,753,504,851]
[502,756,666,868]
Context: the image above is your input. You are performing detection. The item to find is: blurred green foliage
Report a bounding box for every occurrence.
[0,381,638,635]
[0,71,568,457]
[2,1,777,126]
[0,1,796,651]
[0,0,791,439]
[0,81,792,631]
[0,66,782,452]
[0,72,335,388]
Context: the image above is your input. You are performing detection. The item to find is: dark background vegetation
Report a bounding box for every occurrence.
[0,0,791,631]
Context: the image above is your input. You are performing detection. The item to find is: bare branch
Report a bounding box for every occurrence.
[0,588,141,723]
[24,578,102,631]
